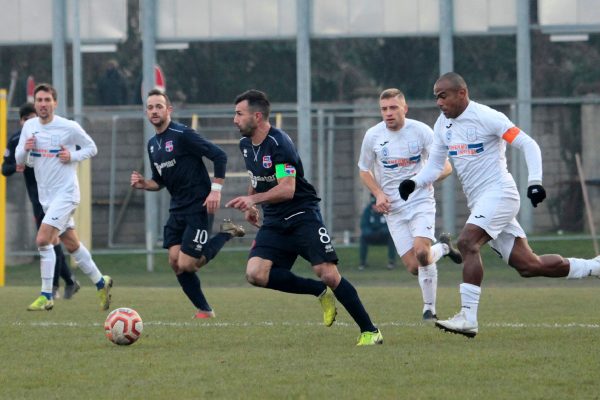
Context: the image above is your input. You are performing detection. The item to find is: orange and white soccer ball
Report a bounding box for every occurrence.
[104,307,143,345]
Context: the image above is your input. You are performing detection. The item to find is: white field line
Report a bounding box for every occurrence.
[9,321,600,329]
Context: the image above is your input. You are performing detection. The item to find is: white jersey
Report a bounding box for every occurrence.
[15,115,97,208]
[358,119,435,214]
[430,101,519,203]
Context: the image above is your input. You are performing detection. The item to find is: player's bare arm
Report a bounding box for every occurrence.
[203,177,224,214]
[130,170,161,191]
[226,176,296,212]
[359,170,390,213]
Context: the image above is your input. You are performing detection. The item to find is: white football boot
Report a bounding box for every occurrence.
[435,310,478,338]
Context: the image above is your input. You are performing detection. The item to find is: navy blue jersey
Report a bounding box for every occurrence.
[148,121,227,214]
[239,127,319,222]
[2,129,44,220]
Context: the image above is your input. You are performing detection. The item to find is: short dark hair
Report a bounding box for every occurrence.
[379,88,405,101]
[234,89,270,119]
[19,102,36,119]
[437,72,468,90]
[147,88,171,106]
[34,83,57,101]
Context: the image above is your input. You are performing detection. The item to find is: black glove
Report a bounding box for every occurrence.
[527,184,546,208]
[399,180,416,201]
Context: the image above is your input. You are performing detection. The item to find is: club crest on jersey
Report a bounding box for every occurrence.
[284,164,296,175]
[467,128,477,142]
[382,147,389,157]
[243,148,248,158]
[262,155,272,168]
[165,140,174,152]
[408,141,420,154]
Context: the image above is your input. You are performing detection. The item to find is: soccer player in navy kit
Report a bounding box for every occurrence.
[2,103,80,300]
[131,89,244,318]
[227,90,382,345]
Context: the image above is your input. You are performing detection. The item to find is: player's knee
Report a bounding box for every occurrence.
[316,264,340,287]
[414,248,429,266]
[245,271,267,287]
[457,236,479,256]
[245,266,268,287]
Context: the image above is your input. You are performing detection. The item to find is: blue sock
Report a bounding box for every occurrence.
[177,272,211,311]
[200,233,230,265]
[41,292,52,300]
[333,277,377,332]
[265,268,326,296]
[95,277,105,290]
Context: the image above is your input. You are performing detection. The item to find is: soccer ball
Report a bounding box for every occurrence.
[104,307,143,345]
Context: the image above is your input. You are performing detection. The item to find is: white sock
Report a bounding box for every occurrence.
[39,244,56,295]
[430,243,446,263]
[460,283,481,323]
[72,243,103,284]
[418,264,438,314]
[566,257,600,279]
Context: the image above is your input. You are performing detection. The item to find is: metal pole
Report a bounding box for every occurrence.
[52,0,67,115]
[317,108,325,200]
[142,0,158,271]
[108,115,119,247]
[439,0,456,234]
[296,0,312,182]
[326,114,335,233]
[517,0,533,233]
[72,0,82,124]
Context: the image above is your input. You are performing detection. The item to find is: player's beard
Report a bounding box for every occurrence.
[237,120,257,138]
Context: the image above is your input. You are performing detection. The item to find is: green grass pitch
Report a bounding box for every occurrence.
[1,239,599,399]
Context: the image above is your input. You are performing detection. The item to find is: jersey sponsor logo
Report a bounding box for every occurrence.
[447,143,484,157]
[30,148,60,158]
[262,155,272,168]
[165,140,173,152]
[154,158,177,176]
[247,170,276,188]
[382,155,421,169]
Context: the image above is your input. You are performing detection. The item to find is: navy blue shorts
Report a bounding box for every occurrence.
[250,210,338,269]
[163,212,209,258]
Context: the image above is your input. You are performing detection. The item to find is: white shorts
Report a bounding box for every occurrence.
[42,199,77,235]
[467,189,526,264]
[385,206,436,257]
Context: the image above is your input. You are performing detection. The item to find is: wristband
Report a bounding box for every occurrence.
[211,182,223,192]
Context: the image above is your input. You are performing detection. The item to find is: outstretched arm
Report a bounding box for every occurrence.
[130,170,162,191]
[509,129,545,207]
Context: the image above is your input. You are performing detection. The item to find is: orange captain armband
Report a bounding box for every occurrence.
[502,126,520,143]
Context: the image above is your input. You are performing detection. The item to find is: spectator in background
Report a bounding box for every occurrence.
[97,60,128,105]
[2,102,80,300]
[358,196,397,271]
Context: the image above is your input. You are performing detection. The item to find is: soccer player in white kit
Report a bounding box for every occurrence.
[358,88,463,321]
[15,83,113,311]
[399,73,600,337]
